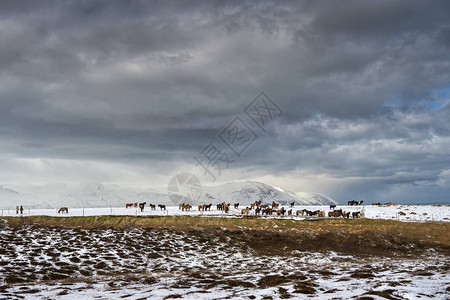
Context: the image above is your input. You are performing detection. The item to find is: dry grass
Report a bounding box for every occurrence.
[2,216,448,256]
[3,216,448,241]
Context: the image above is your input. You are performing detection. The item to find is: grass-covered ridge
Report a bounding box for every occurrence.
[2,215,449,256]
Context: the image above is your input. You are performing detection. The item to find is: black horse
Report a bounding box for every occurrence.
[139,202,146,212]
[158,204,166,211]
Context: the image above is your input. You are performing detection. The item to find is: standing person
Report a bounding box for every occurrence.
[20,206,23,214]
[16,206,19,214]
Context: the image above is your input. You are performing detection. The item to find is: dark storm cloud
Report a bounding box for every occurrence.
[1,0,449,203]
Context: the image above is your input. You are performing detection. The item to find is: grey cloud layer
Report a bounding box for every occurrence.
[1,0,450,203]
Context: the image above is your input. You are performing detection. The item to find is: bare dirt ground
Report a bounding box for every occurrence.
[0,216,449,299]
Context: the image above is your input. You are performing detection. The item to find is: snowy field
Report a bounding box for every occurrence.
[0,221,449,299]
[1,204,449,299]
[2,204,449,222]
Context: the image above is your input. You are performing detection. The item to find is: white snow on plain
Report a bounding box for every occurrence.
[0,222,448,299]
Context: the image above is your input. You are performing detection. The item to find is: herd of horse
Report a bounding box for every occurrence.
[133,200,360,219]
[125,202,166,212]
[348,200,364,206]
[56,201,363,219]
[371,202,397,206]
[236,201,362,218]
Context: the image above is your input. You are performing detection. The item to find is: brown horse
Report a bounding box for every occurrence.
[276,208,286,216]
[58,207,68,214]
[328,210,341,217]
[222,203,230,213]
[125,203,134,208]
[180,204,191,211]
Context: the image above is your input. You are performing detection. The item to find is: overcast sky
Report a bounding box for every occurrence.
[1,0,450,204]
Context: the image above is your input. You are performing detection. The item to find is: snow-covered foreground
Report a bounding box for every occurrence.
[0,221,448,299]
[2,204,449,222]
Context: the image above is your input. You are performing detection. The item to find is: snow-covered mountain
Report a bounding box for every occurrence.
[0,181,336,209]
[198,181,336,206]
[0,183,167,209]
[294,192,338,205]
[62,183,167,208]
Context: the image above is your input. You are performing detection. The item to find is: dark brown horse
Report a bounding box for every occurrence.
[352,211,361,218]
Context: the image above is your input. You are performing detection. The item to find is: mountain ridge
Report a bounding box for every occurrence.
[0,181,337,209]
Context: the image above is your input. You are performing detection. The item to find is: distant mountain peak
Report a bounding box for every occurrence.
[199,180,336,206]
[0,185,19,194]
